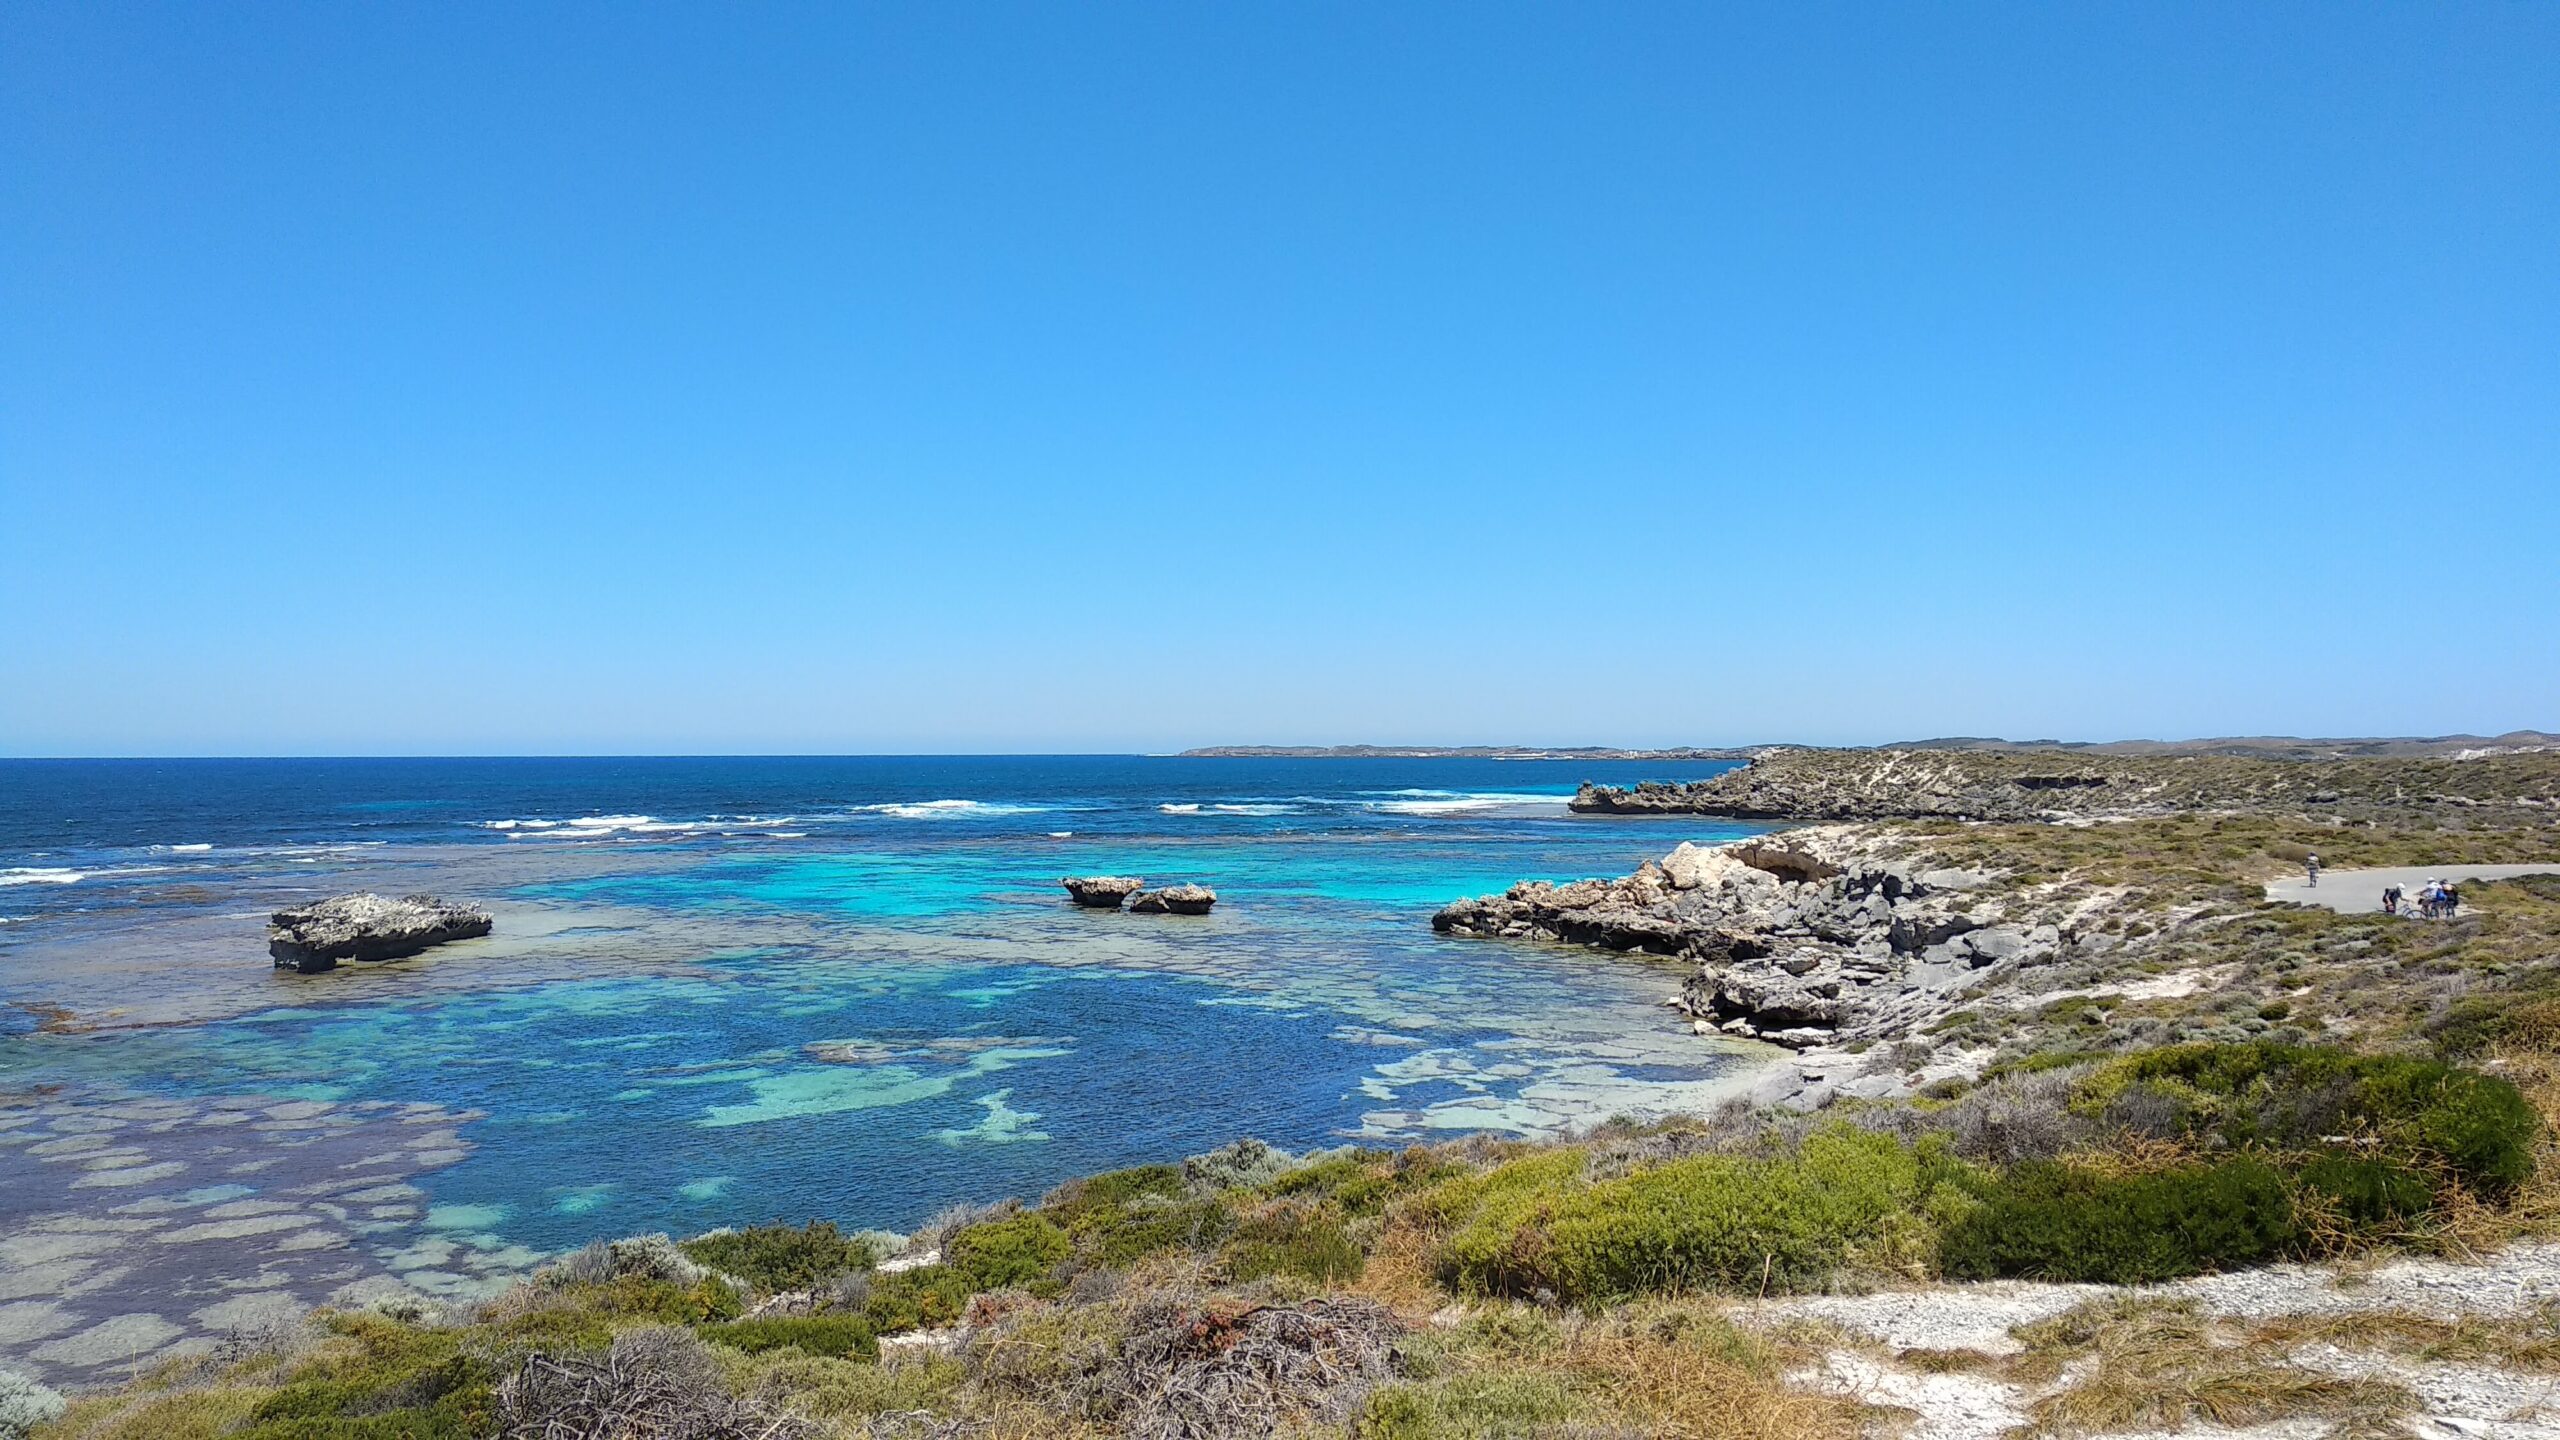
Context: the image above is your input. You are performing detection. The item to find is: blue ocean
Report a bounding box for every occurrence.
[0,757,1757,1376]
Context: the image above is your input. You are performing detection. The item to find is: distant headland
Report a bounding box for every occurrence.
[1181,731,2558,763]
[1174,744,1762,760]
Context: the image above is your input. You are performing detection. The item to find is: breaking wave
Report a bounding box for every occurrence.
[1362,790,1569,817]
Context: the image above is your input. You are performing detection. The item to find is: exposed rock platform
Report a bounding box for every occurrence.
[267,894,493,973]
[1061,876,1145,909]
[1127,884,1216,915]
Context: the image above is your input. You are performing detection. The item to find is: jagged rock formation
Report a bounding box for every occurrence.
[1128,884,1217,915]
[1570,747,2560,825]
[1434,831,2105,1054]
[1062,876,1146,909]
[268,894,493,973]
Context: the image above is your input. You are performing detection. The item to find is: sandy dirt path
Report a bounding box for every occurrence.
[2263,862,2560,913]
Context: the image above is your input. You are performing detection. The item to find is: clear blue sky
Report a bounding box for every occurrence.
[4,3,2554,755]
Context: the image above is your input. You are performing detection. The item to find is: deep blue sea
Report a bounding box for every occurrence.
[0,756,1758,1344]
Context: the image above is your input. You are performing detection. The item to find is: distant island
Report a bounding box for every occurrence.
[1183,731,2558,763]
[1174,744,1763,760]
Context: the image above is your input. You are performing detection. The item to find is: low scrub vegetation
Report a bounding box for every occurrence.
[44,1030,2549,1439]
[41,809,2560,1439]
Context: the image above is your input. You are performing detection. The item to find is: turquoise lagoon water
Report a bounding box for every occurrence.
[0,757,1760,1274]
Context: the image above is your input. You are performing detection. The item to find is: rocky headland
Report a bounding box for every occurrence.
[1571,745,2560,826]
[266,893,494,973]
[1440,802,2560,1110]
[1436,829,2114,1106]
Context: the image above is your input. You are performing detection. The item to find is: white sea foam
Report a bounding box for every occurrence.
[0,867,85,886]
[152,843,214,854]
[859,800,1051,820]
[1047,831,1074,839]
[484,813,809,842]
[0,864,171,886]
[1158,803,1203,814]
[1364,790,1568,817]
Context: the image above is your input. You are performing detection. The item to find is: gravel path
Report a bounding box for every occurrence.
[2263,863,2560,914]
[1751,1241,2560,1439]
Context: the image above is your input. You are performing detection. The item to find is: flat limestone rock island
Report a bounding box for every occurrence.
[267,892,494,973]
[1128,883,1217,915]
[1061,875,1146,909]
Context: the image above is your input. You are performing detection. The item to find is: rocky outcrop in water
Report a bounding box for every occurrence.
[267,894,493,973]
[1062,876,1146,909]
[1568,747,2560,825]
[1433,832,2091,1053]
[1128,884,1217,915]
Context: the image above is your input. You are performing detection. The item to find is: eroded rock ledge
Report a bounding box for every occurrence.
[1433,830,2117,1075]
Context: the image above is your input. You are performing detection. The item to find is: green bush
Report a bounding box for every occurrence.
[1220,1207,1365,1285]
[1438,1126,1958,1301]
[1047,1164,1185,1222]
[1353,1374,1583,1439]
[699,1314,879,1361]
[946,1215,1071,1292]
[2295,1154,2434,1227]
[1262,1148,1449,1217]
[862,1264,972,1334]
[2084,1041,2539,1192]
[1077,1195,1237,1268]
[680,1221,876,1294]
[1939,1158,2297,1283]
[235,1317,495,1440]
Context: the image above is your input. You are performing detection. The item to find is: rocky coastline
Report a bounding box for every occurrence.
[1434,828,2122,1106]
[1569,745,2560,825]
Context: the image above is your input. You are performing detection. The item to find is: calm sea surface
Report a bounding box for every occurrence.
[0,756,1759,1368]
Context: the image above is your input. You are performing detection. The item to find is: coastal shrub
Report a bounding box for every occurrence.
[2081,1042,2540,1191]
[1354,1374,1584,1439]
[959,1299,1132,1415]
[731,1348,965,1423]
[0,1371,64,1440]
[1038,1162,1250,1272]
[862,1264,973,1333]
[1048,1162,1186,1217]
[2295,1154,2435,1228]
[1075,1194,1238,1268]
[1220,1206,1365,1285]
[680,1221,876,1294]
[540,1232,719,1290]
[946,1214,1071,1293]
[1183,1137,1299,1191]
[699,1314,879,1361]
[1408,1148,1587,1237]
[1939,1158,2297,1283]
[549,1274,744,1329]
[1263,1147,1452,1217]
[1439,1126,1954,1301]
[234,1315,497,1440]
